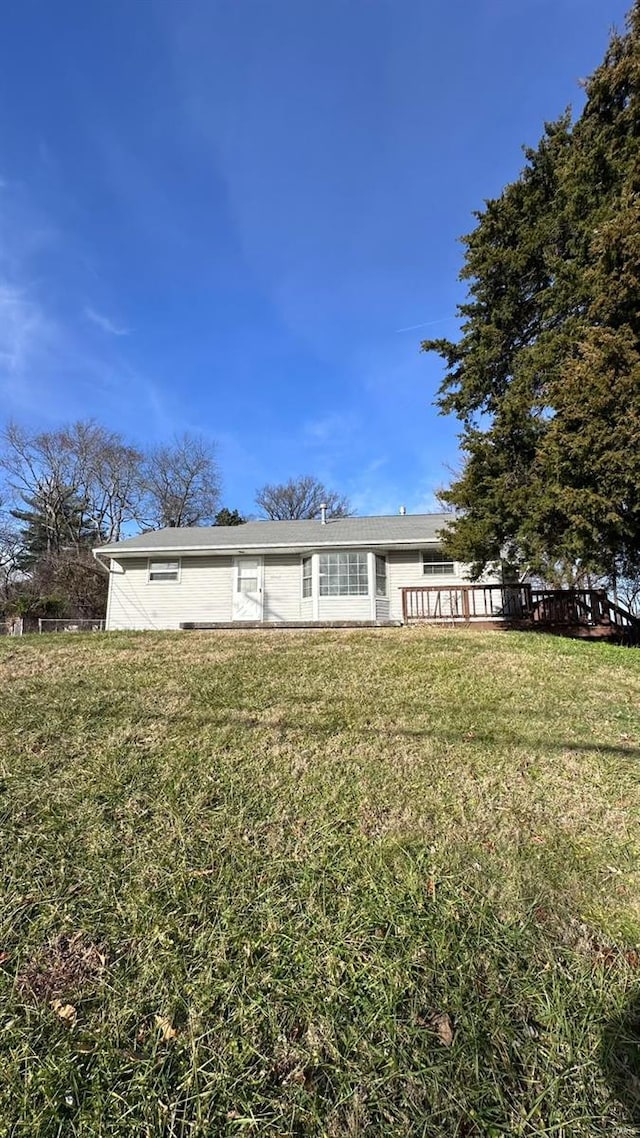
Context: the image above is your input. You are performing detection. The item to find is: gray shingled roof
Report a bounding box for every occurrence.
[95,514,449,556]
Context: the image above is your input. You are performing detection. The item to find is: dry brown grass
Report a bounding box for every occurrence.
[2,626,640,1134]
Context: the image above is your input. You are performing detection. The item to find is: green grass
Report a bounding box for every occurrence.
[1,626,640,1136]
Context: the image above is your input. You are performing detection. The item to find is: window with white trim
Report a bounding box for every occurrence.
[236,558,259,592]
[148,558,180,582]
[302,556,312,598]
[422,548,455,575]
[375,554,387,597]
[319,551,368,596]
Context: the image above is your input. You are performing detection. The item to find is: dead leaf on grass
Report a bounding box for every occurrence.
[431,1011,455,1047]
[0,951,11,966]
[50,999,77,1025]
[154,1015,178,1041]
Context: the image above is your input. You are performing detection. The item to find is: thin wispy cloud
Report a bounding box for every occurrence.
[303,412,357,445]
[0,280,165,427]
[0,186,170,431]
[395,316,457,333]
[84,306,130,336]
[0,282,55,381]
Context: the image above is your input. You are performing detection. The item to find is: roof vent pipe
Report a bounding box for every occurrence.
[399,505,407,515]
[319,503,327,525]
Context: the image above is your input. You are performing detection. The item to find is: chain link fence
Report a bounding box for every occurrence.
[0,616,24,636]
[36,618,105,634]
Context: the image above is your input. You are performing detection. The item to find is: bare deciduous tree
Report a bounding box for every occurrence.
[140,433,221,529]
[0,493,22,607]
[58,421,143,543]
[0,420,222,616]
[255,476,351,521]
[0,420,143,546]
[1,422,81,553]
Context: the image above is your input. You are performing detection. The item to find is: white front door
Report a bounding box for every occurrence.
[232,557,264,621]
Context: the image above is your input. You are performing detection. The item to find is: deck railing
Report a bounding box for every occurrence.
[604,597,640,644]
[529,588,605,627]
[401,584,640,641]
[401,583,531,624]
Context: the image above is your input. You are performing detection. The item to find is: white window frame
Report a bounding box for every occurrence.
[235,557,260,594]
[375,553,387,598]
[421,547,455,576]
[147,557,181,584]
[318,551,369,597]
[301,555,312,599]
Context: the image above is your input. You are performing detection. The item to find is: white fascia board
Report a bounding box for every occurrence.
[96,538,442,558]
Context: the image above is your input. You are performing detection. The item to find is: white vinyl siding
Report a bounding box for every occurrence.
[263,555,302,621]
[107,556,233,630]
[386,548,497,622]
[376,596,390,621]
[105,544,484,630]
[317,595,372,621]
[107,554,306,629]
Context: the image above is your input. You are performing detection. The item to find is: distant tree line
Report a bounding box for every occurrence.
[0,418,351,620]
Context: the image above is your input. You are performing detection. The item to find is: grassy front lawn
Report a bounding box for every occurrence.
[1,627,640,1136]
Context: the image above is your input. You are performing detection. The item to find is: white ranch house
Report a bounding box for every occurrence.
[94,512,479,631]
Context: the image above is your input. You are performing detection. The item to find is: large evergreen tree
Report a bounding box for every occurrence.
[11,488,98,570]
[214,508,246,526]
[423,3,640,584]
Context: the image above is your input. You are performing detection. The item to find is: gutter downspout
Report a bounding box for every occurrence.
[92,549,111,574]
[93,549,117,630]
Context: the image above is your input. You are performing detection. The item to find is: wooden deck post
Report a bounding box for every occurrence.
[461,587,470,622]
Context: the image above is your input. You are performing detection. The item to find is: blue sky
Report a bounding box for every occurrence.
[0,0,630,517]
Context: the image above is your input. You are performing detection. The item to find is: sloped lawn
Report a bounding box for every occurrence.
[1,626,640,1136]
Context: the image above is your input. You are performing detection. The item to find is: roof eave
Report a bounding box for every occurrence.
[95,535,444,558]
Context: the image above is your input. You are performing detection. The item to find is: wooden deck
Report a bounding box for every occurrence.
[400,585,640,644]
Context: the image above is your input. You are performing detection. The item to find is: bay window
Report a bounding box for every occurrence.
[318,551,368,596]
